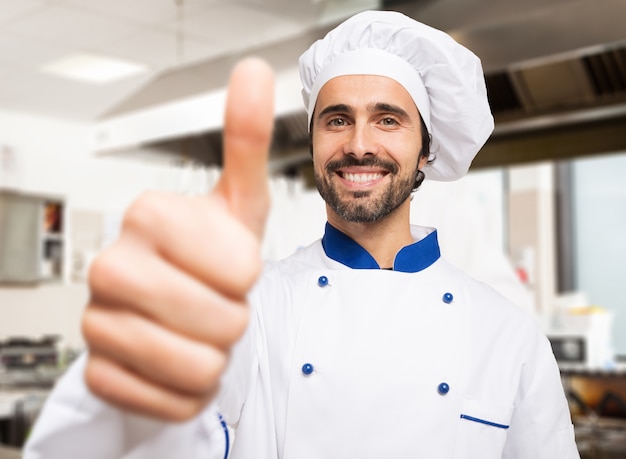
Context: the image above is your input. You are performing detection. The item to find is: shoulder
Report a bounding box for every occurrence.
[262,238,341,278]
[249,239,328,302]
[437,257,543,340]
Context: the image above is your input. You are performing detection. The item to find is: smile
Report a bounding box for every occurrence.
[341,172,385,183]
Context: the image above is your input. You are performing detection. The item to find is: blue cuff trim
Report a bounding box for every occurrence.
[322,222,440,272]
[460,414,510,429]
[218,413,230,459]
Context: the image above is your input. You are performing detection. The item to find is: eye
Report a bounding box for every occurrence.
[328,117,347,127]
[380,117,398,126]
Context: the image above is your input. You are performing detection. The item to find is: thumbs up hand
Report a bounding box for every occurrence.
[82,58,274,421]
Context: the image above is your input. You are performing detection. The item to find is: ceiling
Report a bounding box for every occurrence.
[2,0,626,172]
[2,0,626,122]
[0,0,374,120]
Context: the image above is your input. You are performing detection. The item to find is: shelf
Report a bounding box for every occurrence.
[0,191,65,284]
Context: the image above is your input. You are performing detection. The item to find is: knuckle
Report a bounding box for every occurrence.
[84,357,112,401]
[87,246,124,295]
[186,350,227,394]
[83,305,135,355]
[234,234,263,293]
[223,303,250,344]
[123,191,166,234]
[81,305,106,347]
[173,397,206,422]
[170,398,207,422]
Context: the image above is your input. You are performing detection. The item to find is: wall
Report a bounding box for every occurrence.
[507,162,558,318]
[0,109,189,349]
[573,152,626,355]
[0,109,188,210]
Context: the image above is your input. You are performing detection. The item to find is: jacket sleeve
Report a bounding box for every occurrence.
[22,353,229,459]
[502,332,581,459]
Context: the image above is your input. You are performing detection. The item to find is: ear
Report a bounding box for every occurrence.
[418,154,429,169]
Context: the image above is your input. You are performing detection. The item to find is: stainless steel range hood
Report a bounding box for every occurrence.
[92,0,626,172]
[487,42,626,119]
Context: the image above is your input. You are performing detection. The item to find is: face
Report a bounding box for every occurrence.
[311,74,428,224]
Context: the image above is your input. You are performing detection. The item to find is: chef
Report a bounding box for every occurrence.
[24,10,580,459]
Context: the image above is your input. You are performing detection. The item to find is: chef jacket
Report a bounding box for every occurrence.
[24,224,580,459]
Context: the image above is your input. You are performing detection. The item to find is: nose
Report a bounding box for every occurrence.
[344,123,379,158]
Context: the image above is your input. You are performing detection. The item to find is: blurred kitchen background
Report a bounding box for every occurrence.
[1,0,626,456]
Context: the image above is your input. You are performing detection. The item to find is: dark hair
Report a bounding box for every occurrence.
[418,116,431,162]
[413,115,433,191]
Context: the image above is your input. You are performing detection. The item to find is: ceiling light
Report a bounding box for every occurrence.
[41,53,148,84]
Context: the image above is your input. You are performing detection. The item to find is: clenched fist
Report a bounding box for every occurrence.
[81,58,275,421]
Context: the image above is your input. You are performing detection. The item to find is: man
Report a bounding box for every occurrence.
[24,10,579,459]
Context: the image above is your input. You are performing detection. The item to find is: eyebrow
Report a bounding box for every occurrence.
[315,102,411,121]
[372,102,411,119]
[316,104,352,120]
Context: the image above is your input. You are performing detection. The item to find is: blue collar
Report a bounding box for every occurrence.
[321,222,441,273]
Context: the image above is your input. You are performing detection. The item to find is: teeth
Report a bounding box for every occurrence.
[343,172,383,183]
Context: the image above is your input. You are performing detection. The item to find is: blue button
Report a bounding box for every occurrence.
[442,292,454,304]
[438,382,450,395]
[302,363,314,375]
[318,276,329,287]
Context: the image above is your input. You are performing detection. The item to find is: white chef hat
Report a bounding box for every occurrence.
[299,10,494,181]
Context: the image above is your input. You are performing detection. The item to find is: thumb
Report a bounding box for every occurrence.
[213,57,275,240]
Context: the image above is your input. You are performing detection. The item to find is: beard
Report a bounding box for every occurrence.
[314,155,419,223]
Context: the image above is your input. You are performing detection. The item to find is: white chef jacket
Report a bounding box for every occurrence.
[24,224,580,459]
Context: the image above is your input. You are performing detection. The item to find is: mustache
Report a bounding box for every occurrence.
[325,156,399,175]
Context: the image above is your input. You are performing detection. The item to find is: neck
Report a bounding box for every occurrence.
[326,199,414,269]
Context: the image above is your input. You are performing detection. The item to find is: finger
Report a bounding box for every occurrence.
[214,57,275,239]
[88,235,249,349]
[83,305,228,396]
[114,190,261,300]
[85,353,218,422]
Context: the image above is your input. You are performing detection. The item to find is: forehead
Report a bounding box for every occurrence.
[315,74,419,115]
